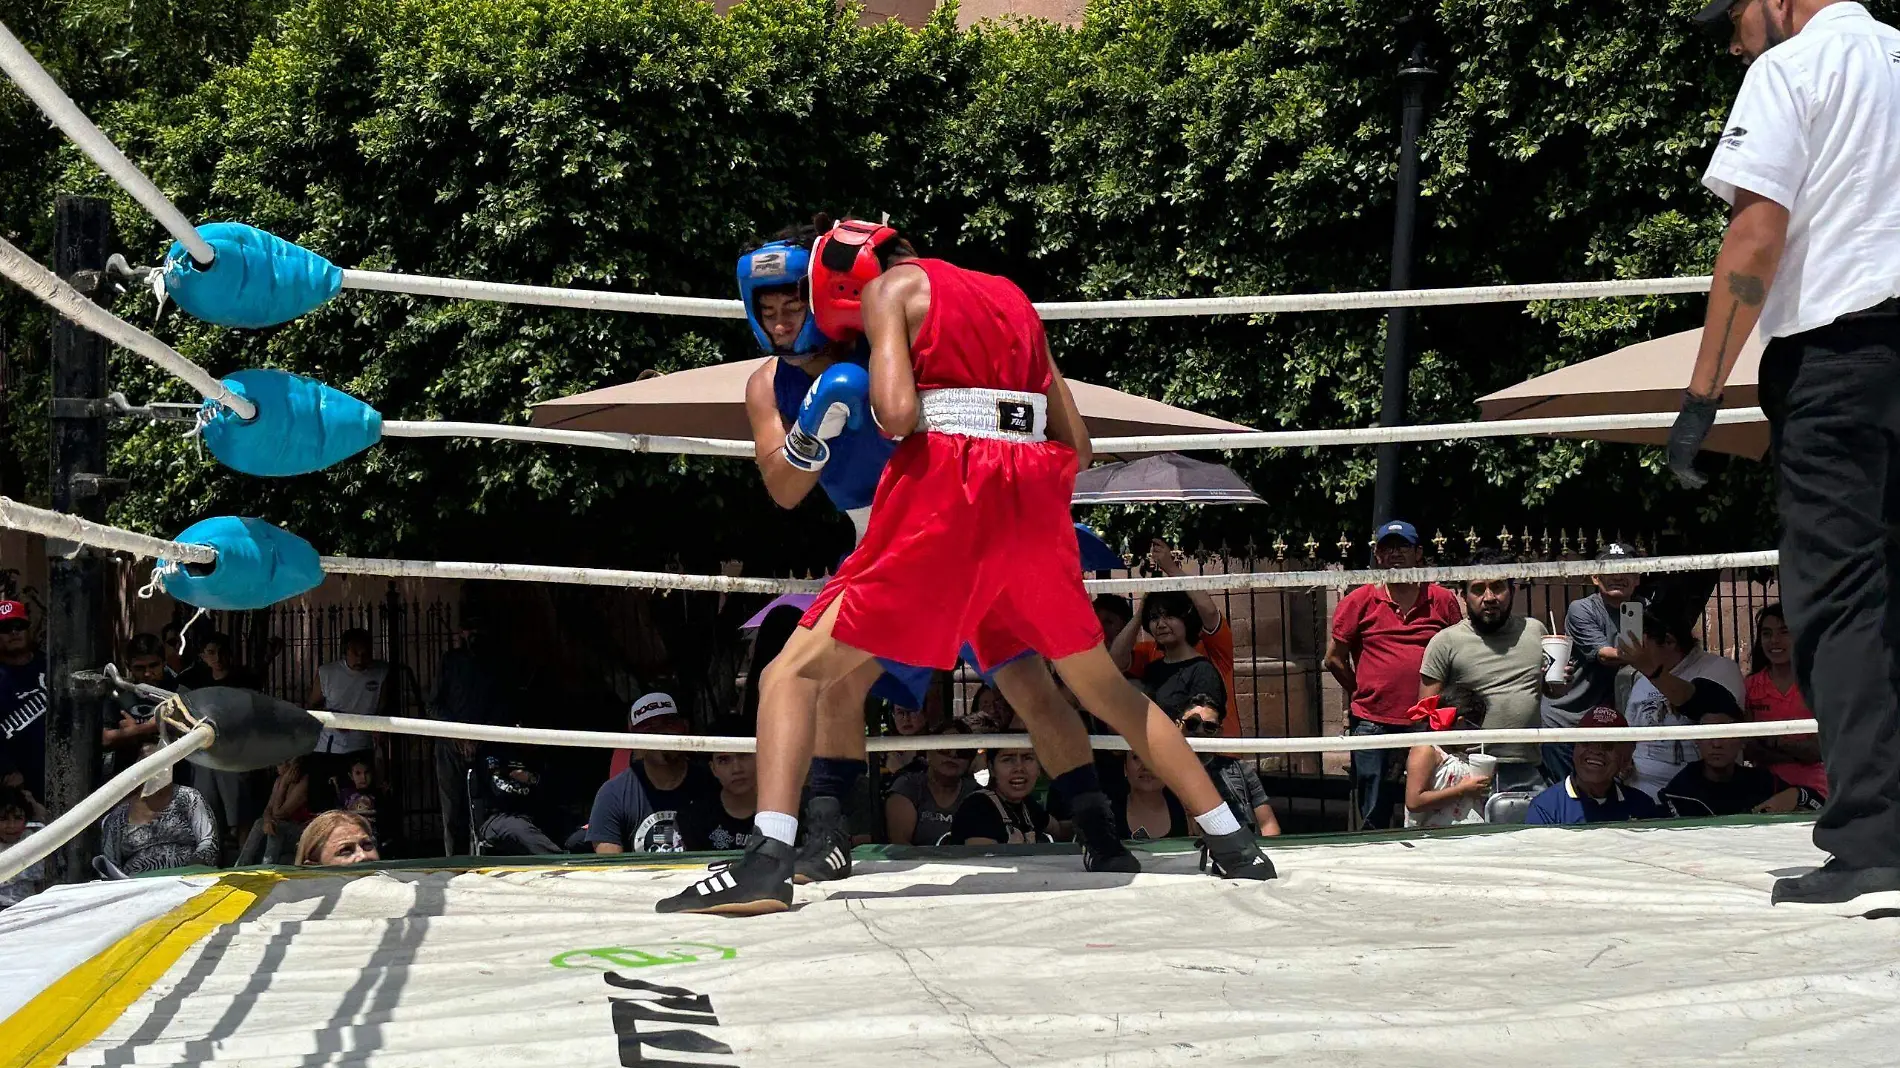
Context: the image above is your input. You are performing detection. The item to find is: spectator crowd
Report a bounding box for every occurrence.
[0,526,1824,907]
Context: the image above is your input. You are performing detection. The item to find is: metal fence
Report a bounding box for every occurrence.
[180,535,1784,845]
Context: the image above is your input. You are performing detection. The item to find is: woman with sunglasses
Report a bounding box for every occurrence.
[1180,695,1281,836]
[885,721,980,845]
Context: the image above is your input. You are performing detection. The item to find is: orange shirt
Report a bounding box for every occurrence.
[1127,618,1239,736]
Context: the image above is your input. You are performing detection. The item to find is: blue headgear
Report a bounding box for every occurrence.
[736,240,826,358]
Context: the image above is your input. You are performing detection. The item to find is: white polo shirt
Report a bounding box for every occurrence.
[1701,3,1900,339]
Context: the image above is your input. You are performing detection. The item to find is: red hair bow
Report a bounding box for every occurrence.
[1407,695,1458,731]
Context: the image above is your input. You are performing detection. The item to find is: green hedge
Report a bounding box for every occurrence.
[6,0,1880,570]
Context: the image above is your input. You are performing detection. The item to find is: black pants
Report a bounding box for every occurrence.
[1760,298,1900,869]
[479,813,563,855]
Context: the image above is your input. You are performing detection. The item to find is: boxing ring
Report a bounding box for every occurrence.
[3,16,1881,1068]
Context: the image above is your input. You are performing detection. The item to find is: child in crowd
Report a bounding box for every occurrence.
[0,785,46,908]
[1402,685,1495,828]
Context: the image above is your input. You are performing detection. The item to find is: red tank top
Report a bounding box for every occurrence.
[906,259,1053,394]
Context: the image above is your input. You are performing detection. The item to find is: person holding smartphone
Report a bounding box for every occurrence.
[1616,610,1746,798]
[1539,544,1646,782]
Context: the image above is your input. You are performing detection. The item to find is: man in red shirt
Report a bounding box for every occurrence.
[1323,521,1463,828]
[658,222,1275,914]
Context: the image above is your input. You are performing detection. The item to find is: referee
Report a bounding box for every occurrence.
[1669,0,1900,912]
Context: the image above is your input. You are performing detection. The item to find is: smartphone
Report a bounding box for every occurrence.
[1619,600,1644,648]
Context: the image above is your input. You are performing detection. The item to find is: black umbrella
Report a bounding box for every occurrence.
[1071,453,1265,505]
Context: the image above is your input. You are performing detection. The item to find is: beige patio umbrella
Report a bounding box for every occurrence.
[531,357,1255,440]
[1477,327,1769,458]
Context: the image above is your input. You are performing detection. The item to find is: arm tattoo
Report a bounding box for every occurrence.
[1710,271,1769,377]
[1726,271,1767,306]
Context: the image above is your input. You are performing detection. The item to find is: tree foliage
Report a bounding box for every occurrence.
[6,0,1884,571]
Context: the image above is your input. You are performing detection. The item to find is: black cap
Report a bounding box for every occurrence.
[1692,0,1738,25]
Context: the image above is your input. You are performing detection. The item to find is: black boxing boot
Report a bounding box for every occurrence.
[656,835,795,916]
[1070,790,1141,874]
[793,795,854,885]
[1199,829,1278,881]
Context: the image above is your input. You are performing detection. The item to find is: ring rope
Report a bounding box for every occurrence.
[341,269,1717,320]
[0,22,215,266]
[0,235,256,419]
[0,496,1780,596]
[313,710,1814,755]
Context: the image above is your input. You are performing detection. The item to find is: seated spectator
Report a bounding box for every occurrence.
[879,700,930,782]
[1618,610,1747,798]
[963,684,1015,735]
[1092,595,1133,648]
[238,756,312,865]
[101,745,220,874]
[886,722,979,846]
[587,694,716,853]
[947,748,1057,845]
[1402,685,1495,829]
[1118,589,1227,718]
[296,810,381,866]
[0,785,46,908]
[1115,750,1189,840]
[1660,711,1822,817]
[1180,694,1281,836]
[1420,552,1560,793]
[1742,604,1827,800]
[1111,540,1235,722]
[472,745,562,854]
[336,755,400,856]
[679,752,758,851]
[1525,708,1667,825]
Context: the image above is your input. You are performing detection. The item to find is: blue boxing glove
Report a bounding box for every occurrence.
[783,363,870,472]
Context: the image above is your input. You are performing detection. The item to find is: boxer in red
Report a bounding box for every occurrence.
[658,221,1275,915]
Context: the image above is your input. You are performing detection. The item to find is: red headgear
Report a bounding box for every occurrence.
[809,218,900,340]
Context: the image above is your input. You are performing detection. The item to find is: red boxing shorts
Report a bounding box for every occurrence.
[801,432,1104,672]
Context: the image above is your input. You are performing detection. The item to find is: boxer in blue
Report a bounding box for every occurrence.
[729,224,1138,891]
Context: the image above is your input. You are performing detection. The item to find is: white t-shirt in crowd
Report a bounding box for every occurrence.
[1701,3,1900,339]
[314,659,389,754]
[1624,650,1747,798]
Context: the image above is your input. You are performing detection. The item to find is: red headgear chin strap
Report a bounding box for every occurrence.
[809,218,900,340]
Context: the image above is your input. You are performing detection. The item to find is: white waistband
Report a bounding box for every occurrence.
[917,388,1048,442]
[845,506,871,544]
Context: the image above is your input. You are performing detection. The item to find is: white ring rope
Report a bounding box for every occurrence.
[341,268,1714,320]
[0,496,1779,595]
[0,723,214,884]
[313,711,1814,755]
[1089,406,1767,455]
[0,236,256,419]
[0,704,1811,885]
[380,420,754,458]
[0,21,215,266]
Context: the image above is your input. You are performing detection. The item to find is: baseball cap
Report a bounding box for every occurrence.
[1373,520,1420,545]
[1595,542,1642,561]
[1578,707,1629,730]
[629,692,683,729]
[1692,0,1738,25]
[0,601,27,624]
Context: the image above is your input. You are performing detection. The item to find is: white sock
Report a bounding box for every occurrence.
[754,810,799,846]
[1194,803,1242,837]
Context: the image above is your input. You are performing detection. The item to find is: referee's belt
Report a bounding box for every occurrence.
[916,388,1048,442]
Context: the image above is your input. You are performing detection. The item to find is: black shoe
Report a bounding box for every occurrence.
[1771,858,1900,913]
[1198,829,1277,881]
[656,836,795,915]
[793,796,853,886]
[1069,791,1141,874]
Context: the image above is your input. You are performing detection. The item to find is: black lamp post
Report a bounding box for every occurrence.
[1372,15,1438,529]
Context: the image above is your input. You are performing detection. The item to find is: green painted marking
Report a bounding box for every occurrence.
[550,942,738,970]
